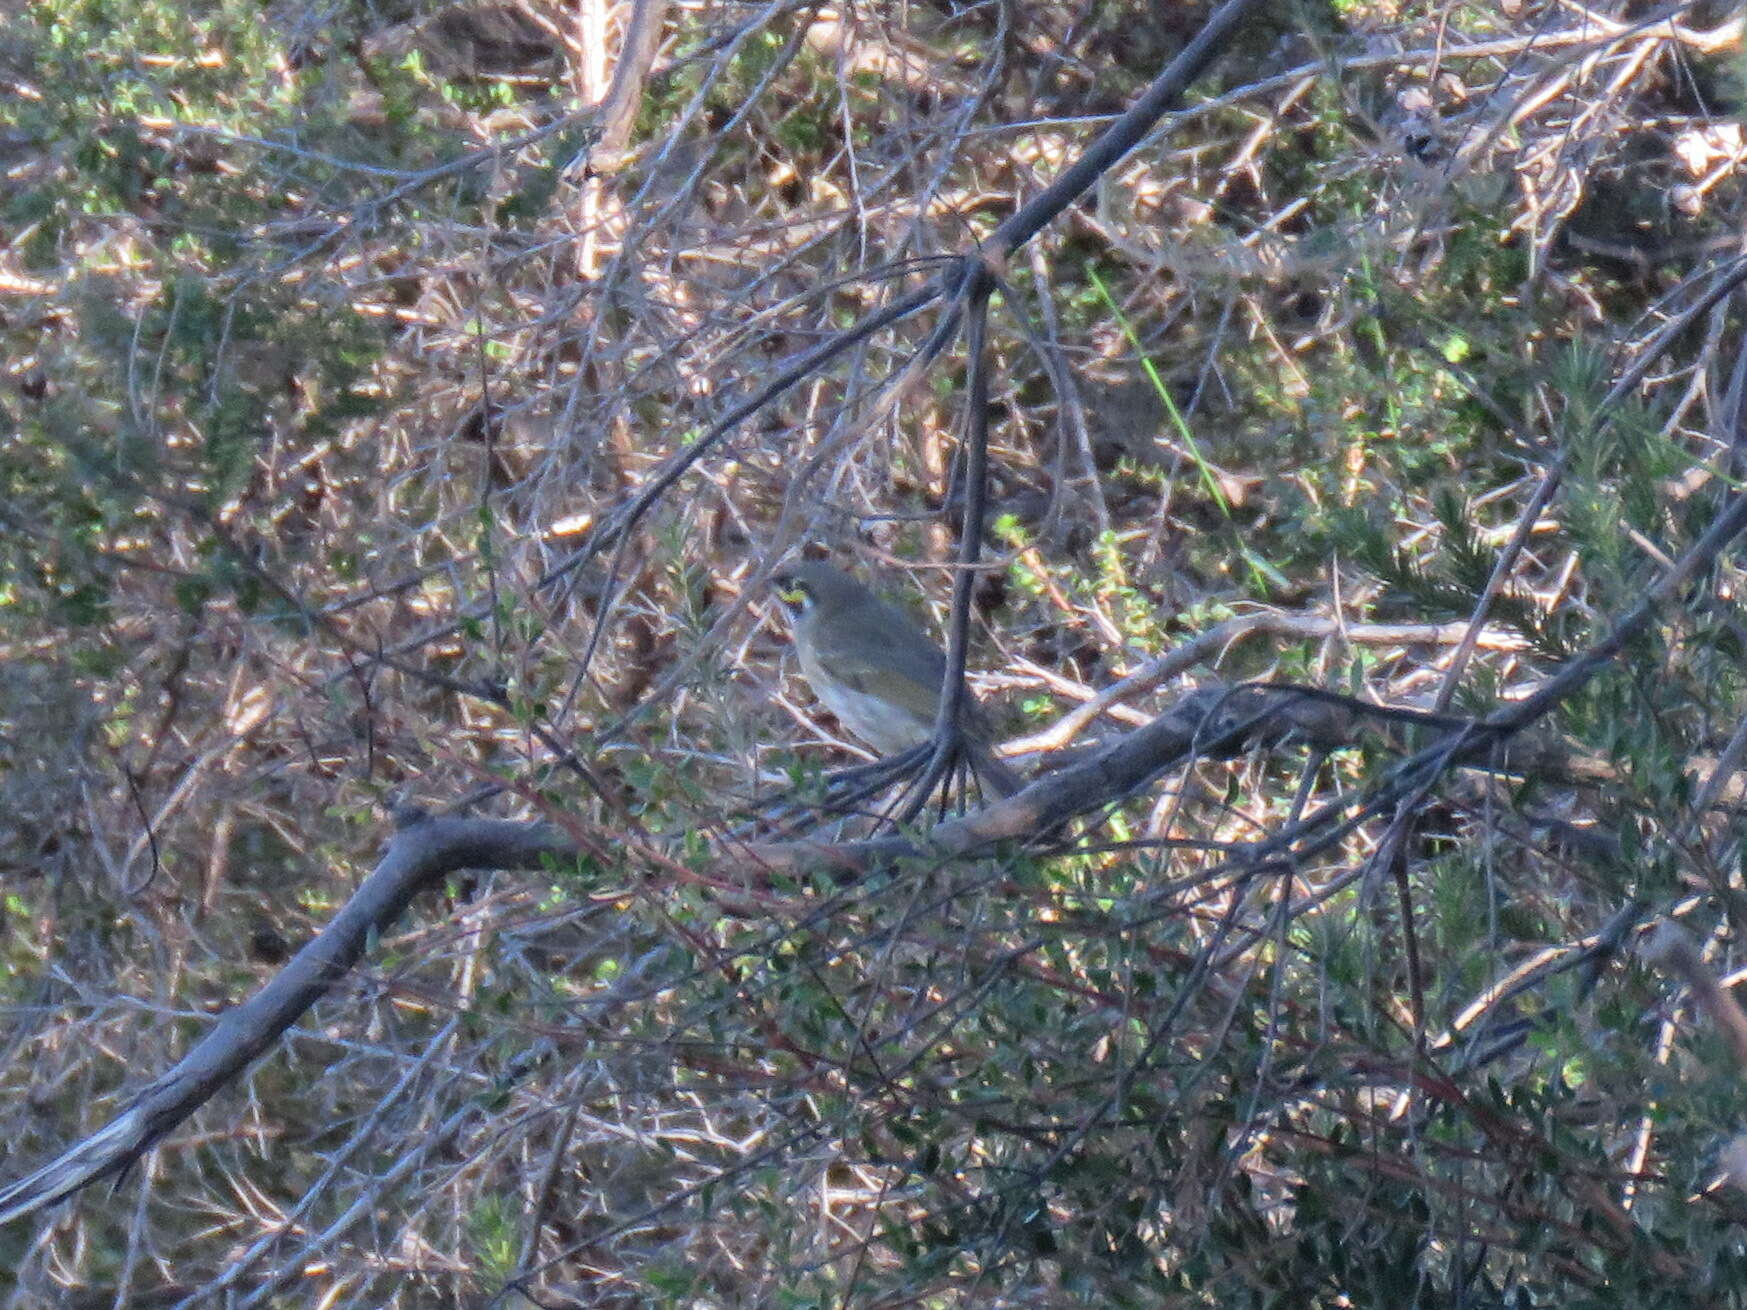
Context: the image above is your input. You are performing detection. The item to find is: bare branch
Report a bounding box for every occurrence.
[0,814,575,1225]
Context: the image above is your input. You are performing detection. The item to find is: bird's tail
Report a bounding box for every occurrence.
[968,741,1025,799]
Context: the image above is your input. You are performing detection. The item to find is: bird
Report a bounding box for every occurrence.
[771,560,1023,798]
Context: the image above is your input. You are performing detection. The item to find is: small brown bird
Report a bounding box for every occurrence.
[772,561,1022,797]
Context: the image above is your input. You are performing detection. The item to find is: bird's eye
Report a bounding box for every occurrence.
[776,581,810,607]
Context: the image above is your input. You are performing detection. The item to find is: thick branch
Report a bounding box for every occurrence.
[593,0,670,170]
[731,684,1460,882]
[0,815,575,1226]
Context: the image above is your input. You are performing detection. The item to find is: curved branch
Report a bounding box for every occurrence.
[0,814,575,1226]
[0,683,1392,1226]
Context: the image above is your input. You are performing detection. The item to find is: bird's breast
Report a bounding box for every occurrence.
[792,614,943,753]
[813,679,933,754]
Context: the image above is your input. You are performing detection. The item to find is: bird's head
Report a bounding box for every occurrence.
[771,560,858,623]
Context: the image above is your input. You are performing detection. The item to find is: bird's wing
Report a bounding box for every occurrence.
[810,598,947,700]
[813,597,1013,744]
